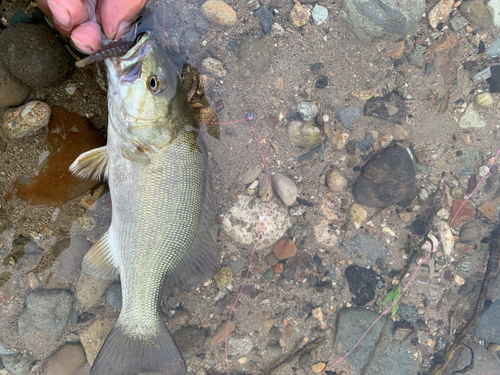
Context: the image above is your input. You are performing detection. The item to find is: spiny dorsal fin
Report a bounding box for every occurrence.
[70,146,109,181]
[82,230,119,280]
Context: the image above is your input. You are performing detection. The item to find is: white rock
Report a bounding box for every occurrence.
[222,195,292,249]
[272,173,298,206]
[201,57,226,79]
[419,188,429,201]
[435,219,454,256]
[201,0,237,27]
[2,101,50,138]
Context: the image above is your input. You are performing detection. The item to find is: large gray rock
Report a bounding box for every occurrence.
[1,352,34,375]
[0,24,74,88]
[341,0,425,44]
[334,308,417,375]
[443,343,500,375]
[17,290,73,356]
[172,326,207,360]
[477,298,500,344]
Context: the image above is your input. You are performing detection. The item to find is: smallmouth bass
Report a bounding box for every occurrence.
[70,32,219,375]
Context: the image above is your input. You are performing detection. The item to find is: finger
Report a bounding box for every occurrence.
[47,0,94,33]
[97,0,148,40]
[71,21,102,53]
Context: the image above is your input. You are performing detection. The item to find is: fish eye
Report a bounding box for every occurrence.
[147,75,164,94]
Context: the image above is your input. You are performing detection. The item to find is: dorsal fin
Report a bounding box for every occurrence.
[82,230,119,280]
[70,146,109,181]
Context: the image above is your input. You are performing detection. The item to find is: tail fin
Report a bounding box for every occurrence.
[90,322,187,375]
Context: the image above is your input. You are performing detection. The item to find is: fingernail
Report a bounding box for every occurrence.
[47,0,72,27]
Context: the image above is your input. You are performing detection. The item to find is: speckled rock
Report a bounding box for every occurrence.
[460,104,486,128]
[287,120,323,149]
[18,290,73,356]
[289,0,310,28]
[331,129,349,150]
[312,4,328,25]
[459,0,493,27]
[76,272,111,309]
[2,101,51,138]
[222,195,292,249]
[0,64,30,109]
[428,0,454,29]
[214,266,233,289]
[350,204,367,229]
[79,318,115,365]
[341,0,425,44]
[337,106,360,129]
[201,57,226,79]
[0,24,74,88]
[42,343,87,375]
[475,92,493,108]
[201,0,237,27]
[228,335,254,356]
[1,353,34,375]
[326,169,347,192]
[272,173,298,206]
[297,102,318,121]
[241,165,262,184]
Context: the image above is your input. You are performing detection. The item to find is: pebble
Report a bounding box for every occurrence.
[478,201,496,220]
[312,363,326,372]
[287,120,323,149]
[450,14,470,31]
[54,235,92,279]
[227,335,254,356]
[258,172,273,201]
[353,146,416,208]
[335,307,417,374]
[450,199,476,227]
[459,219,490,243]
[346,139,357,155]
[79,318,115,365]
[337,106,360,129]
[272,173,298,206]
[393,124,408,140]
[315,76,328,88]
[419,188,429,201]
[214,266,233,289]
[201,57,226,79]
[364,92,406,123]
[407,45,427,68]
[458,278,475,295]
[0,64,30,109]
[222,195,291,249]
[18,290,73,356]
[399,211,412,222]
[201,0,237,27]
[272,239,297,260]
[341,0,424,43]
[240,165,262,185]
[488,65,500,93]
[312,4,328,25]
[459,0,493,27]
[436,219,455,256]
[477,299,500,344]
[172,326,207,359]
[297,102,318,121]
[350,204,367,229]
[2,101,51,138]
[345,265,377,306]
[298,351,312,368]
[331,129,349,150]
[388,41,405,60]
[65,83,77,95]
[487,36,500,58]
[270,22,285,37]
[344,233,387,267]
[475,92,493,108]
[326,169,347,192]
[0,24,74,88]
[397,303,418,324]
[106,282,122,311]
[380,134,393,148]
[228,258,247,274]
[1,353,34,375]
[76,272,111,309]
[211,321,236,345]
[314,219,338,248]
[323,88,346,111]
[289,0,310,28]
[42,343,87,375]
[254,8,275,34]
[428,0,454,29]
[357,132,372,151]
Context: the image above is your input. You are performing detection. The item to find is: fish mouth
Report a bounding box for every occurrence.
[112,32,153,82]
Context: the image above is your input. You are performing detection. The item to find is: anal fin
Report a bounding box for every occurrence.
[82,229,119,280]
[70,146,109,181]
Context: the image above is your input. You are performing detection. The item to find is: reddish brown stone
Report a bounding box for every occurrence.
[478,201,496,220]
[449,199,476,227]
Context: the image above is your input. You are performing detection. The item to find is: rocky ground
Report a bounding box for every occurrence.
[1,0,500,374]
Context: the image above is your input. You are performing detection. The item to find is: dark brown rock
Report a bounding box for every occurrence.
[364,92,406,123]
[353,146,416,208]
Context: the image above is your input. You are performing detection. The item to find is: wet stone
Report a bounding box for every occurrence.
[311,4,328,25]
[450,15,470,31]
[459,104,487,128]
[459,0,493,27]
[345,265,377,306]
[0,24,74,88]
[287,121,323,149]
[214,266,233,289]
[450,199,476,227]
[337,106,360,129]
[79,318,114,365]
[356,132,372,151]
[397,303,418,324]
[14,106,105,206]
[172,326,207,360]
[344,233,387,267]
[18,290,73,356]
[458,278,475,295]
[201,0,237,27]
[1,353,34,375]
[2,101,51,139]
[254,8,275,34]
[408,45,427,68]
[346,140,357,155]
[364,92,406,123]
[298,351,312,369]
[297,102,318,121]
[201,57,226,79]
[237,36,275,78]
[42,343,87,375]
[0,64,30,109]
[323,88,346,111]
[446,344,500,374]
[289,0,310,28]
[353,146,416,208]
[477,298,500,345]
[106,282,122,311]
[227,335,254,356]
[315,76,328,88]
[310,62,324,71]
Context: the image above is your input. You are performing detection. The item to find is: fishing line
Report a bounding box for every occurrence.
[198,113,500,374]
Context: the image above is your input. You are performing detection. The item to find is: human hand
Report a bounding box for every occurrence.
[36,0,148,54]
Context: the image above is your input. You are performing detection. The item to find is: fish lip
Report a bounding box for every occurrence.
[110,33,153,79]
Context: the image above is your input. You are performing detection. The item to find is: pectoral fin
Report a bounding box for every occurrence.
[82,230,119,280]
[70,146,109,181]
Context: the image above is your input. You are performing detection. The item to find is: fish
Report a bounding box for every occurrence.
[70,31,219,375]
